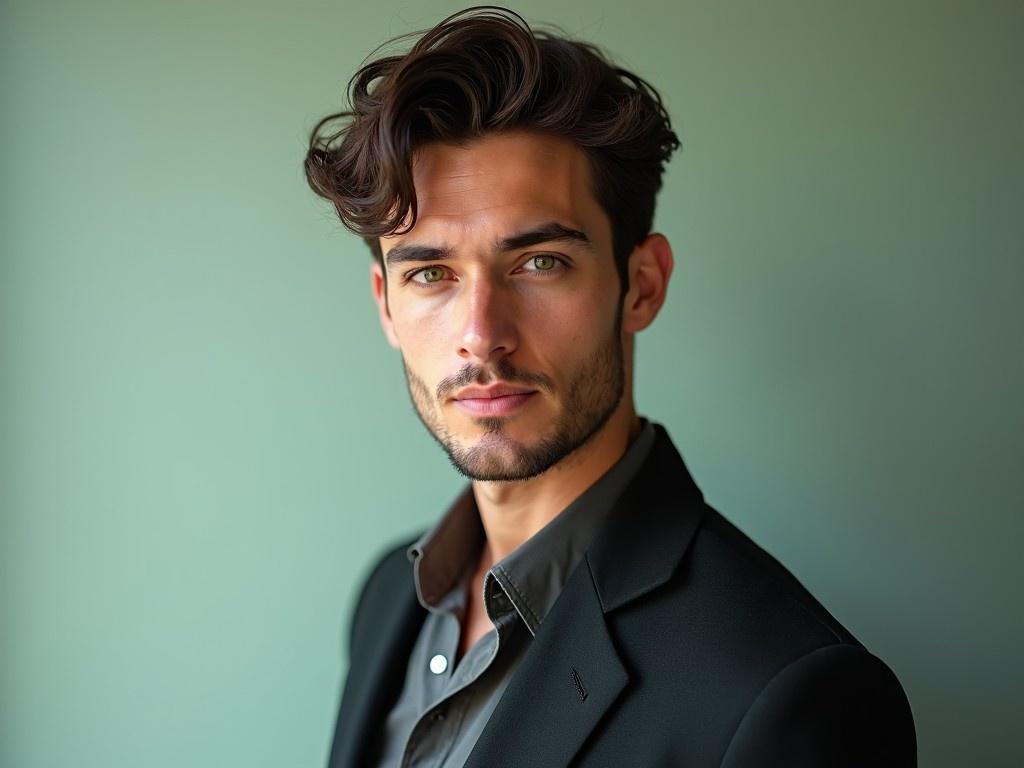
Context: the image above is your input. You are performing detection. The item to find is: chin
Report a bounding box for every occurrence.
[442,422,572,483]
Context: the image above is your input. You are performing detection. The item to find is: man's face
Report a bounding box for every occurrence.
[372,131,628,482]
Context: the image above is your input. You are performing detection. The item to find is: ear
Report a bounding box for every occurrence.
[621,233,674,334]
[370,261,400,348]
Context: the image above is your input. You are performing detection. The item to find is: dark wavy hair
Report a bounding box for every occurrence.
[304,6,680,291]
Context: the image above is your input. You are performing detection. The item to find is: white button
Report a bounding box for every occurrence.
[429,654,448,674]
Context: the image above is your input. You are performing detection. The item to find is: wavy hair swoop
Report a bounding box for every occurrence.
[304,6,680,289]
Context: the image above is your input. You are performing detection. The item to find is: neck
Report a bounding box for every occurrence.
[470,399,641,569]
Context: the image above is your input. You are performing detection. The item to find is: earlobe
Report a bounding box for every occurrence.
[370,262,401,349]
[621,233,674,334]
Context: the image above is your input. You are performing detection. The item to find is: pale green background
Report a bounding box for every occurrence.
[2,1,1021,766]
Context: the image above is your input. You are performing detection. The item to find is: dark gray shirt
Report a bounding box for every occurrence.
[372,419,655,768]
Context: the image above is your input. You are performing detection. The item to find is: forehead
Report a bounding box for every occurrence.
[381,131,610,252]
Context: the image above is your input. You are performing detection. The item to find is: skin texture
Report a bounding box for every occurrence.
[369,131,673,652]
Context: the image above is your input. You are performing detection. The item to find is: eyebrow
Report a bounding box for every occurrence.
[383,221,593,268]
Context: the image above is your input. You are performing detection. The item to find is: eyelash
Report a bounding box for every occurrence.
[402,254,570,286]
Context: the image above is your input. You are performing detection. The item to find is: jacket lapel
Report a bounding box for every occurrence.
[464,424,707,767]
[586,424,706,615]
[464,548,627,768]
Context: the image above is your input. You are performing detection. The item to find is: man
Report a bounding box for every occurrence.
[304,7,916,767]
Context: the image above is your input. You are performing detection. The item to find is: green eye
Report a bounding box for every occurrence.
[530,254,556,271]
[417,266,446,283]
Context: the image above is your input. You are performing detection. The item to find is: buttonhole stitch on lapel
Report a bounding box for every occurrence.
[570,667,588,702]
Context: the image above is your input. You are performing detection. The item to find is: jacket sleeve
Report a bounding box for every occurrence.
[720,643,917,767]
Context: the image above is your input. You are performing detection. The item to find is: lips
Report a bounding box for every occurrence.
[452,383,538,416]
[454,384,537,400]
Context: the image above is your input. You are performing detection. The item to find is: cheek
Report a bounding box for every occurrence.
[522,284,614,356]
[524,298,579,346]
[393,318,437,364]
[389,300,455,380]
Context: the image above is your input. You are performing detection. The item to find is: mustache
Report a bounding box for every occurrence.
[437,358,553,400]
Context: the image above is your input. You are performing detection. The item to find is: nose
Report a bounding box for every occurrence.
[456,275,518,364]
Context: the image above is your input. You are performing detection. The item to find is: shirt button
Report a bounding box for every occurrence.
[429,653,448,674]
[430,710,446,723]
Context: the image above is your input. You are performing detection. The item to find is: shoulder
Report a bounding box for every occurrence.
[691,505,857,644]
[344,531,423,655]
[666,504,915,761]
[720,643,917,766]
[355,532,421,600]
[601,499,916,756]
[618,501,861,670]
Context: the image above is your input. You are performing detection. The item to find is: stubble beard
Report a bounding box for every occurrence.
[401,305,626,482]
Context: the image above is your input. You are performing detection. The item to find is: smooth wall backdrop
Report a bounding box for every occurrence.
[2,1,1021,766]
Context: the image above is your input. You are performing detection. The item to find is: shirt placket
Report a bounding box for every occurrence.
[400,583,520,768]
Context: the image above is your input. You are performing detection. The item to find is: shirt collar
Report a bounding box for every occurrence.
[407,484,483,612]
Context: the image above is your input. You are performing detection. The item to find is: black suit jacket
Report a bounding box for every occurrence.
[328,424,916,767]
